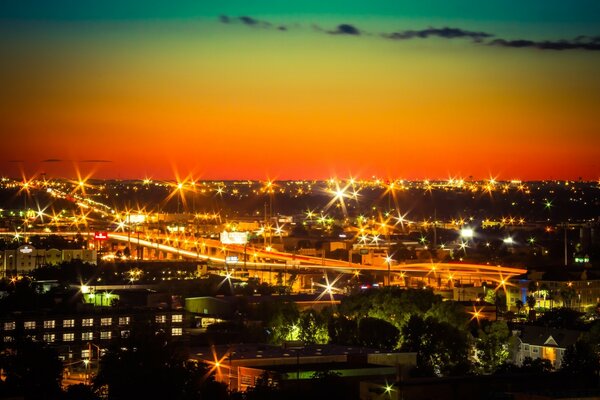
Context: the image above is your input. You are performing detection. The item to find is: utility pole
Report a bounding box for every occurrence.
[564,222,568,267]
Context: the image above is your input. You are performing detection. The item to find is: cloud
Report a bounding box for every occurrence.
[81,159,112,163]
[218,15,287,31]
[327,24,361,35]
[42,159,63,163]
[383,27,493,41]
[489,36,600,51]
[218,15,600,52]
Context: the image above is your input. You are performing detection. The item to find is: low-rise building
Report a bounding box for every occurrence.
[191,343,416,392]
[0,245,97,276]
[512,326,581,369]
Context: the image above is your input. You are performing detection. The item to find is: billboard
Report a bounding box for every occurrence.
[94,231,109,241]
[220,231,248,245]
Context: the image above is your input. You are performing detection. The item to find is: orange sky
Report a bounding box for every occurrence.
[1,20,599,180]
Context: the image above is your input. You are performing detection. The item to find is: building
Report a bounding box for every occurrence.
[512,326,581,369]
[191,343,416,392]
[0,244,97,276]
[0,307,186,362]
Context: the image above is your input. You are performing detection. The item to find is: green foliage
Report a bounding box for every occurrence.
[475,321,510,374]
[495,357,553,375]
[261,300,300,344]
[526,295,536,309]
[521,357,553,374]
[536,307,584,329]
[357,317,399,350]
[298,309,329,345]
[63,384,100,400]
[338,287,446,331]
[425,300,468,330]
[560,340,600,378]
[327,315,358,345]
[0,339,64,399]
[400,315,471,377]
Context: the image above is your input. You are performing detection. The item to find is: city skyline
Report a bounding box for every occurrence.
[1,1,600,180]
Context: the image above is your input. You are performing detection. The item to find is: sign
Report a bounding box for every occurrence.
[19,245,34,254]
[225,256,239,264]
[359,248,369,255]
[94,231,109,241]
[220,231,248,245]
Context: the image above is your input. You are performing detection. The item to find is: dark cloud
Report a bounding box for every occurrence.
[239,16,262,26]
[328,24,361,35]
[489,36,600,51]
[81,159,112,163]
[218,15,285,30]
[42,159,63,163]
[219,15,600,52]
[383,27,493,41]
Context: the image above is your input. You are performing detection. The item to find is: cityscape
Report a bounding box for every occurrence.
[1,1,600,400]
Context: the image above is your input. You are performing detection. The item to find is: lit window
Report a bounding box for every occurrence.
[121,330,130,338]
[172,314,183,323]
[24,321,36,330]
[81,349,90,359]
[155,315,166,324]
[82,318,94,327]
[4,336,13,343]
[100,331,112,340]
[100,318,112,326]
[118,317,130,325]
[4,322,16,331]
[63,333,75,342]
[63,319,75,328]
[43,333,56,343]
[171,327,182,336]
[44,320,55,329]
[82,332,94,341]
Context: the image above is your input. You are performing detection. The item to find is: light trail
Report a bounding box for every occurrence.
[0,231,527,278]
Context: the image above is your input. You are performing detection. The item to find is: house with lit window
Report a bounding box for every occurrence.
[512,326,581,369]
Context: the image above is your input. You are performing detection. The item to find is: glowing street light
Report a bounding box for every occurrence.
[460,228,474,239]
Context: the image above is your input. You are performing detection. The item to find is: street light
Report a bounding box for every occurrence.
[385,255,393,286]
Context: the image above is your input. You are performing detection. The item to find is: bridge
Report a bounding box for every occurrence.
[1,231,527,285]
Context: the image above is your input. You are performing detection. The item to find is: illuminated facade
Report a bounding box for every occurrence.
[512,326,580,369]
[0,245,97,276]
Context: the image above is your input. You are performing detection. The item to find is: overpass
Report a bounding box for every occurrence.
[1,231,527,284]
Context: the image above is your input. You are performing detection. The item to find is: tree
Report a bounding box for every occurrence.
[357,317,399,350]
[298,309,329,345]
[400,315,470,376]
[521,357,553,374]
[536,307,583,329]
[63,384,100,400]
[327,315,358,346]
[260,300,300,344]
[515,299,524,315]
[475,321,511,374]
[559,287,576,308]
[526,295,536,310]
[93,333,228,399]
[560,340,600,381]
[0,339,64,399]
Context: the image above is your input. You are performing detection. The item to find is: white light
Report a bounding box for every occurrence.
[460,228,474,238]
[503,237,514,244]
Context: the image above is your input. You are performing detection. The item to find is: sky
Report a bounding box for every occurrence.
[1,1,600,180]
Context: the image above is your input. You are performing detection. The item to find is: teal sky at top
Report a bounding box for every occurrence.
[2,0,600,25]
